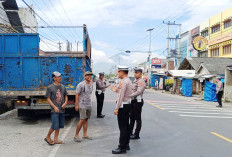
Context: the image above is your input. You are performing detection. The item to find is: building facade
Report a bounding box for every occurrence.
[199,20,209,57]
[0,0,38,33]
[18,6,38,33]
[208,7,232,58]
[180,31,191,63]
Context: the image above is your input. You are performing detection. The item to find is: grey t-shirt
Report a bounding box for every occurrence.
[76,81,93,109]
[45,84,68,113]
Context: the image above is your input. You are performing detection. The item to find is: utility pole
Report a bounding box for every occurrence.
[67,40,70,52]
[163,21,181,70]
[70,43,72,52]
[178,24,181,68]
[146,28,154,88]
[75,41,79,52]
[58,41,63,51]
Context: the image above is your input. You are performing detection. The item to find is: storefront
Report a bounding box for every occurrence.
[208,32,232,58]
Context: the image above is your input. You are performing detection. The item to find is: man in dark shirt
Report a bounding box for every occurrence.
[96,72,110,118]
[44,71,68,145]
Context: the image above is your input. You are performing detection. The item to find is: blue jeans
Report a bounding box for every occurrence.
[51,113,65,130]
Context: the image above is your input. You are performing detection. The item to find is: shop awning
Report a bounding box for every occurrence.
[168,70,195,78]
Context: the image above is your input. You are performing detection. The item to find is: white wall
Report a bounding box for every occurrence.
[18,5,38,33]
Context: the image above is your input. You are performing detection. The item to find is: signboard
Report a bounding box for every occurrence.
[192,36,208,51]
[191,26,200,37]
[208,32,232,46]
[151,65,162,69]
[151,59,162,65]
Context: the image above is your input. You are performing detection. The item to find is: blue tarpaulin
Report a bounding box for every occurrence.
[204,81,217,102]
[150,74,160,87]
[221,79,225,83]
[150,74,167,88]
[181,79,192,97]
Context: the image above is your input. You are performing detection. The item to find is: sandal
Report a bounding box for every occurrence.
[82,136,93,140]
[54,141,65,144]
[44,138,54,145]
[74,137,82,142]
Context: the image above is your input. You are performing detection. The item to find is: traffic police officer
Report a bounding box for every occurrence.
[129,67,146,140]
[95,72,110,118]
[112,66,133,154]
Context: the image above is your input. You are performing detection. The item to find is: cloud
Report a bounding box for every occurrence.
[34,0,192,28]
[92,48,114,64]
[120,52,165,65]
[94,41,114,50]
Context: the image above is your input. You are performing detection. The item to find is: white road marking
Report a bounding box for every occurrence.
[179,115,232,119]
[158,105,214,109]
[169,111,232,115]
[48,118,76,157]
[163,108,221,111]
[147,100,200,104]
[149,100,232,119]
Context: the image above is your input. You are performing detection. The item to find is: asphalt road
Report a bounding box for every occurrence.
[52,89,232,157]
[1,89,232,157]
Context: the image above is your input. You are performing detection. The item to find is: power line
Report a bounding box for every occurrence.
[120,0,197,51]
[0,6,59,46]
[130,0,206,53]
[42,0,77,40]
[28,0,70,41]
[11,25,83,28]
[21,0,68,41]
[57,0,82,39]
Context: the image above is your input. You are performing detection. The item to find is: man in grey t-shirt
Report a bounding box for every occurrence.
[44,71,68,145]
[74,71,93,142]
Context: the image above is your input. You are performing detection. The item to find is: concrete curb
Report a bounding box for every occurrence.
[146,89,197,102]
[0,109,17,120]
[146,89,232,109]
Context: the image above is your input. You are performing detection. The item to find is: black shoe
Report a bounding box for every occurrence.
[112,148,127,154]
[216,105,223,108]
[130,134,140,140]
[97,115,105,118]
[126,145,130,151]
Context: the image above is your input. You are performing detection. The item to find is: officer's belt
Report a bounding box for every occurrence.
[96,90,104,94]
[132,95,143,100]
[122,100,131,105]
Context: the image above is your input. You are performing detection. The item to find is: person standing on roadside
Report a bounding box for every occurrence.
[74,71,94,142]
[111,66,133,154]
[216,76,224,108]
[44,71,68,145]
[96,72,111,118]
[129,67,146,140]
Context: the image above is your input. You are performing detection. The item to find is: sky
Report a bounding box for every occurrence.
[16,0,232,74]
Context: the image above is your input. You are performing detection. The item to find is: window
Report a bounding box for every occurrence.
[223,45,231,55]
[211,25,220,34]
[201,30,208,37]
[211,48,219,57]
[224,20,231,29]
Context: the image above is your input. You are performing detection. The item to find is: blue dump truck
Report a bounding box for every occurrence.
[0,27,92,116]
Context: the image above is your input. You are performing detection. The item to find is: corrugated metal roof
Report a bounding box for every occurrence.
[201,63,230,75]
[179,57,232,71]
[168,70,195,78]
